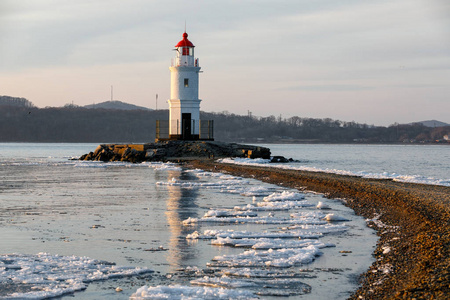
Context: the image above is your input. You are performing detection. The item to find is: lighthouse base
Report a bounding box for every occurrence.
[155,120,214,142]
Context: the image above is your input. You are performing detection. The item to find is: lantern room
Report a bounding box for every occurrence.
[173,32,198,67]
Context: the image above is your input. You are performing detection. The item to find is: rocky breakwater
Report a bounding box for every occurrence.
[79,141,271,163]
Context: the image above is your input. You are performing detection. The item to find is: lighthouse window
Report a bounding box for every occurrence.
[184,78,189,87]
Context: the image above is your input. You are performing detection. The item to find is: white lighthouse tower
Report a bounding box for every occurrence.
[168,31,202,140]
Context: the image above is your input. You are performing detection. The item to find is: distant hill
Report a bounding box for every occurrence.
[84,100,152,111]
[0,95,35,108]
[410,120,449,128]
[0,106,448,143]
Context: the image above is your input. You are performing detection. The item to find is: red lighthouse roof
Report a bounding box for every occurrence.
[175,32,195,48]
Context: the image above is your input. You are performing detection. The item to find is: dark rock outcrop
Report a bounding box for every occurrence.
[79,141,271,163]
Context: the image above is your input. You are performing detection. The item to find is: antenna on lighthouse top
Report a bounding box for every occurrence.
[184,20,186,32]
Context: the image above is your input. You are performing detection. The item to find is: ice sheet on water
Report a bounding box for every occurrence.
[323,213,350,222]
[191,275,258,288]
[0,253,153,299]
[211,237,334,249]
[284,223,349,234]
[234,200,314,211]
[209,245,322,268]
[190,276,312,296]
[186,229,322,240]
[239,186,276,196]
[183,215,326,225]
[291,211,327,219]
[72,161,182,170]
[317,201,331,209]
[221,268,314,279]
[263,191,306,202]
[147,162,182,171]
[156,178,249,189]
[219,158,271,165]
[219,185,276,196]
[203,209,257,218]
[129,285,257,300]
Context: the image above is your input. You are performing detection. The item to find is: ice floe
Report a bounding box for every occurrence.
[203,209,257,218]
[263,191,305,202]
[221,268,315,279]
[183,215,326,225]
[129,285,257,300]
[317,201,331,209]
[146,164,358,298]
[190,276,312,296]
[156,177,249,189]
[0,253,152,299]
[211,237,334,249]
[322,213,350,222]
[283,223,349,234]
[186,229,322,240]
[208,246,322,268]
[234,200,314,211]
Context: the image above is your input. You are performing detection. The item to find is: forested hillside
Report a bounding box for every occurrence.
[0,104,448,143]
[0,96,35,108]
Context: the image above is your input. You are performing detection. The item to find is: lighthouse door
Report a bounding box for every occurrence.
[182,113,192,140]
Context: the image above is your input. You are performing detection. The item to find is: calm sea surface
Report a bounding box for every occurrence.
[0,143,446,299]
[259,144,449,186]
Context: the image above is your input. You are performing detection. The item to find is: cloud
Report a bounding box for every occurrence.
[282,84,373,92]
[0,0,449,125]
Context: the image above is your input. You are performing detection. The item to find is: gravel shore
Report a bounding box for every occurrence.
[188,160,450,300]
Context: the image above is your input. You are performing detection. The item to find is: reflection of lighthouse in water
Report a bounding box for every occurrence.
[165,170,199,271]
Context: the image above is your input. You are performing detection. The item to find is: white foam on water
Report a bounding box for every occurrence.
[0,253,152,299]
[129,285,257,300]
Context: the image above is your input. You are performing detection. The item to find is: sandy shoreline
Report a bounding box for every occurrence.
[188,160,450,300]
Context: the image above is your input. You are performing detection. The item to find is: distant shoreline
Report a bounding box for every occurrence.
[188,160,450,299]
[0,141,448,146]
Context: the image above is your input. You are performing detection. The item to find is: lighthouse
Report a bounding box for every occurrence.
[167,31,202,140]
[155,31,213,142]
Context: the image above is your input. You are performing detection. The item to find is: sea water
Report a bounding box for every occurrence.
[0,143,446,299]
[259,144,449,186]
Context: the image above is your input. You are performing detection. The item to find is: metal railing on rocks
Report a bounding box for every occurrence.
[156,120,214,141]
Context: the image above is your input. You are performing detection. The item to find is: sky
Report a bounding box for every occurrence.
[1,0,449,126]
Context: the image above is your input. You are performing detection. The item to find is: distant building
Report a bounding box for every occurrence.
[156,31,213,141]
